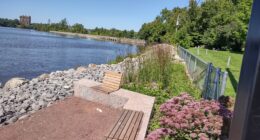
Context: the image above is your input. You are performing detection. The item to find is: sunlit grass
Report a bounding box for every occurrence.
[188,47,244,97]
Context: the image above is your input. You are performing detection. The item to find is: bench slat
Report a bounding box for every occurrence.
[123,111,139,140]
[129,112,143,140]
[103,79,121,84]
[107,110,129,138]
[102,81,121,88]
[105,110,144,140]
[113,111,133,139]
[92,71,123,94]
[101,84,119,91]
[119,111,136,140]
[103,77,122,83]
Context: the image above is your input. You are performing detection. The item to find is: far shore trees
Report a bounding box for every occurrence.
[0,18,137,39]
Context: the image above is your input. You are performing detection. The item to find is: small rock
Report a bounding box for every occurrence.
[31,103,40,111]
[6,116,18,124]
[38,74,49,81]
[9,95,15,100]
[63,85,70,89]
[76,66,87,73]
[96,108,102,113]
[0,106,4,117]
[20,108,26,114]
[88,64,96,68]
[38,100,47,107]
[19,114,29,120]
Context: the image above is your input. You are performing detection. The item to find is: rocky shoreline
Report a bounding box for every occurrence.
[0,62,125,127]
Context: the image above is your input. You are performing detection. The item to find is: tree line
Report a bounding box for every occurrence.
[0,18,19,27]
[0,18,138,39]
[138,0,253,52]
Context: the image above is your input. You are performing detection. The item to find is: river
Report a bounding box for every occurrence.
[0,27,137,84]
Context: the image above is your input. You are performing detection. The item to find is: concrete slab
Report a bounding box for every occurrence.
[74,79,128,108]
[112,89,155,140]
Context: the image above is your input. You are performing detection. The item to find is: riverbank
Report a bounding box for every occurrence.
[50,31,146,46]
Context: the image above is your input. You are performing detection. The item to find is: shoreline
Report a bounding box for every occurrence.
[50,31,146,46]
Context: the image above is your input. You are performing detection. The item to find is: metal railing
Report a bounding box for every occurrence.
[177,46,228,100]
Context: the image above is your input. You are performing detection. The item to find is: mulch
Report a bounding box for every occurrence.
[0,97,123,140]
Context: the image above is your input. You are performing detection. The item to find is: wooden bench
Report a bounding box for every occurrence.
[91,71,123,94]
[105,109,144,140]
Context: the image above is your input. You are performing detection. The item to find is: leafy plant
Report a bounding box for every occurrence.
[147,93,232,140]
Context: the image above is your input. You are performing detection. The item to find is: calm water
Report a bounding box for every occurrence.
[0,27,137,84]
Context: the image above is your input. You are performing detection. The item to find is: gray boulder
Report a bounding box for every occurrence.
[3,78,28,91]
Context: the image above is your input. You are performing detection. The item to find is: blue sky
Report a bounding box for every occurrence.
[0,0,189,31]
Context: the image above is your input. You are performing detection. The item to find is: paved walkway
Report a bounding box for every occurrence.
[74,79,155,140]
[0,97,123,140]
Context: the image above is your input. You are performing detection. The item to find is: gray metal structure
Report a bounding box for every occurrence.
[177,47,228,99]
[229,0,260,139]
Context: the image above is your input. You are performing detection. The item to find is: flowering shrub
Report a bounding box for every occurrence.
[147,93,232,140]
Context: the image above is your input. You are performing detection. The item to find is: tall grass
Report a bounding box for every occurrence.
[137,46,173,88]
[122,45,200,132]
[123,45,199,97]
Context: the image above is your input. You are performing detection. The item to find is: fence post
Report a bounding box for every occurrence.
[183,50,186,61]
[227,56,231,68]
[188,54,192,72]
[220,71,228,96]
[185,51,188,63]
[193,58,197,72]
[203,63,213,99]
[212,68,221,100]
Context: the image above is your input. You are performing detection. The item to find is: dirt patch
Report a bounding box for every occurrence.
[0,97,123,140]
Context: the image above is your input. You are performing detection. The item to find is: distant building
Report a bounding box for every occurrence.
[19,16,31,26]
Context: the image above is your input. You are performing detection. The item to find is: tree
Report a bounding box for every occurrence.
[59,18,69,31]
[138,0,253,52]
[71,23,86,33]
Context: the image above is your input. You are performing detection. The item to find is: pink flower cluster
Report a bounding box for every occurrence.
[147,93,232,140]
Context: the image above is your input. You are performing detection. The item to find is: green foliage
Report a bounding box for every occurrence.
[122,46,200,132]
[89,27,137,39]
[71,23,87,34]
[138,20,167,43]
[108,46,147,64]
[108,56,125,64]
[0,18,19,27]
[123,63,200,131]
[138,0,253,52]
